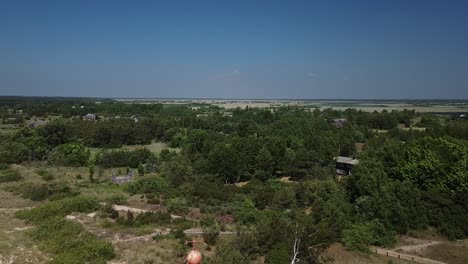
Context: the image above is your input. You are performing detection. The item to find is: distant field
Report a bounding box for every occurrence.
[323,103,468,113]
[122,141,173,153]
[116,98,468,112]
[90,141,179,158]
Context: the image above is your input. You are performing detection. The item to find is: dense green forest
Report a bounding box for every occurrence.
[1,97,467,263]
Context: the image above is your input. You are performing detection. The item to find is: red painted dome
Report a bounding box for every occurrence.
[187,249,202,264]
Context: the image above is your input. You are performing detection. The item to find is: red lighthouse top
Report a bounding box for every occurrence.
[185,239,203,264]
[186,249,202,264]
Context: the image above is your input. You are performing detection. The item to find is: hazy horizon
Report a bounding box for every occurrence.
[1,1,468,99]
[3,95,468,102]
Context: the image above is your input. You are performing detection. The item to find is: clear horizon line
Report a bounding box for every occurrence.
[1,95,468,102]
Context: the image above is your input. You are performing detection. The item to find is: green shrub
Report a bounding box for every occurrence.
[166,197,189,214]
[170,228,186,240]
[235,198,258,225]
[342,223,375,252]
[20,182,78,202]
[211,238,250,264]
[48,143,90,167]
[30,217,114,264]
[16,196,100,223]
[104,194,128,205]
[37,168,54,181]
[202,225,220,246]
[265,243,290,264]
[342,220,395,252]
[22,184,48,201]
[100,204,119,219]
[134,211,171,226]
[127,175,169,195]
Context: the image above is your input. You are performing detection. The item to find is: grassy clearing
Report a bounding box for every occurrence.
[30,217,114,264]
[5,164,128,205]
[122,141,170,153]
[10,195,114,263]
[113,238,183,263]
[90,141,179,158]
[80,183,128,200]
[9,164,44,184]
[0,189,39,209]
[112,235,215,263]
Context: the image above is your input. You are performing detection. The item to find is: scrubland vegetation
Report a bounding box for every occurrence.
[0,97,467,263]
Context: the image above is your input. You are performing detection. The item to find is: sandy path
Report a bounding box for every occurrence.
[112,204,195,221]
[394,240,441,254]
[112,229,236,244]
[0,207,35,212]
[372,247,446,264]
[183,228,235,236]
[112,229,171,243]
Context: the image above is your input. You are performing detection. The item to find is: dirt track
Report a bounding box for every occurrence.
[112,204,196,221]
[0,207,35,212]
[372,247,446,264]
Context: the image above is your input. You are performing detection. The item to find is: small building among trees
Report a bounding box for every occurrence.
[111,171,134,184]
[28,119,47,128]
[332,118,347,128]
[335,156,359,175]
[83,113,96,121]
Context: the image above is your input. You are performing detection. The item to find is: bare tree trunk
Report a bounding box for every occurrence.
[290,236,301,264]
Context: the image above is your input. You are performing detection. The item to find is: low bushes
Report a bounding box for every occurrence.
[37,168,54,181]
[16,195,100,223]
[20,182,78,201]
[166,197,189,214]
[342,220,395,252]
[116,211,172,227]
[104,194,128,205]
[30,217,114,264]
[48,143,90,167]
[127,175,169,195]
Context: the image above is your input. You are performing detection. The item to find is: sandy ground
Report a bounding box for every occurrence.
[0,191,48,264]
[372,247,446,264]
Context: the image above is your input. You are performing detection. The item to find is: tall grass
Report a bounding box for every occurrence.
[0,169,23,183]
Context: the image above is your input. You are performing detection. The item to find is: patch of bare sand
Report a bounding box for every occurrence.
[394,236,442,255]
[425,240,468,264]
[323,243,413,264]
[0,211,48,264]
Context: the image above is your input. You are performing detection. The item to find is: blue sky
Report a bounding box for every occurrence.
[1,0,467,99]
